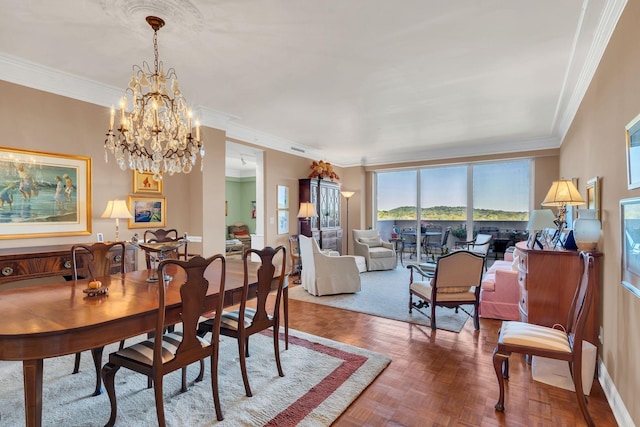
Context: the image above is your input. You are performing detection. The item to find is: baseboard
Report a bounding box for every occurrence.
[598,357,634,426]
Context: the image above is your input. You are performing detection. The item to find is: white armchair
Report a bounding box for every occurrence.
[298,235,361,296]
[352,229,397,271]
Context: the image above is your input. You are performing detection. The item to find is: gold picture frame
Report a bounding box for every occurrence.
[133,170,163,194]
[128,195,166,229]
[0,146,92,239]
[586,176,600,221]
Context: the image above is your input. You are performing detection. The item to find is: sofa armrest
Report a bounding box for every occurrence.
[491,269,519,299]
[353,239,370,258]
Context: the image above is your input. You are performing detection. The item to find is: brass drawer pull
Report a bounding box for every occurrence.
[1,266,14,276]
[64,260,72,269]
[114,255,122,263]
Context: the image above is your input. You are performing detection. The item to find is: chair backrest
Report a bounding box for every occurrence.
[352,229,381,242]
[157,255,226,359]
[144,228,187,268]
[566,252,595,347]
[71,242,126,280]
[470,233,492,256]
[441,226,452,246]
[289,235,300,256]
[432,250,485,294]
[240,246,287,331]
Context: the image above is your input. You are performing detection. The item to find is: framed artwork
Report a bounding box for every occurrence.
[620,198,640,299]
[128,195,166,229]
[251,200,256,218]
[625,113,640,189]
[277,185,289,209]
[586,176,601,221]
[133,170,162,194]
[225,201,228,216]
[277,210,289,235]
[0,146,91,239]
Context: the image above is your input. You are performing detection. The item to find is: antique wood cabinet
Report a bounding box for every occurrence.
[0,243,138,285]
[514,241,601,350]
[298,178,343,253]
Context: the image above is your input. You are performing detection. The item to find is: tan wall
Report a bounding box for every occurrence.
[559,1,640,423]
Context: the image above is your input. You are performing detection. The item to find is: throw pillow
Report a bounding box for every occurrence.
[234,229,249,236]
[360,236,382,247]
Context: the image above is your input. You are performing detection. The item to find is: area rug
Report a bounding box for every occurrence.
[289,265,471,332]
[0,329,390,426]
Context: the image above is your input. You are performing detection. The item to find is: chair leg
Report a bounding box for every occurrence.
[72,352,81,374]
[210,350,224,421]
[237,335,252,397]
[90,346,104,396]
[492,348,509,412]
[473,303,480,330]
[571,357,595,427]
[153,375,166,427]
[430,300,437,331]
[196,359,205,382]
[102,362,121,427]
[284,287,289,350]
[181,367,188,393]
[273,325,284,378]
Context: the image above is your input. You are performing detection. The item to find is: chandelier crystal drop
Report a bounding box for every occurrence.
[104,16,204,180]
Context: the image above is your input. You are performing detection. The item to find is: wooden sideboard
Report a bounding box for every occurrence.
[0,244,138,285]
[514,241,601,348]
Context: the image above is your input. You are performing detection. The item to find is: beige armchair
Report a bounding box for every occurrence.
[352,229,397,271]
[298,235,361,296]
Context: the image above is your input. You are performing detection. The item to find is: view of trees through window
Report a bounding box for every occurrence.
[376,159,530,226]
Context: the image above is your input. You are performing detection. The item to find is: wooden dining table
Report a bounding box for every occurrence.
[0,258,260,427]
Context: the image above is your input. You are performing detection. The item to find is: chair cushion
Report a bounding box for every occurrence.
[114,332,207,366]
[220,307,274,331]
[368,247,394,258]
[410,281,476,301]
[359,236,383,247]
[438,285,473,294]
[499,321,571,352]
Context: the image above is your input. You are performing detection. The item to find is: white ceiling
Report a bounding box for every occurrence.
[0,0,626,167]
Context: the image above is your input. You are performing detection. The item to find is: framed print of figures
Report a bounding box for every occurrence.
[133,170,163,194]
[0,147,91,239]
[128,195,166,229]
[625,113,640,189]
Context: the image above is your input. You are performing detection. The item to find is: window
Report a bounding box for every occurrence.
[420,166,467,221]
[473,160,529,221]
[376,170,417,220]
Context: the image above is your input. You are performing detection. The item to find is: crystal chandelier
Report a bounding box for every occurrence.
[104,16,204,180]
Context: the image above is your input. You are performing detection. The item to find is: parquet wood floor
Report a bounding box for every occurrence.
[285,284,618,427]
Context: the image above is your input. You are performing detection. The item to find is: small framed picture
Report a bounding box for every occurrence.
[133,170,163,194]
[128,195,166,229]
[277,210,289,235]
[625,114,640,190]
[277,185,289,209]
[97,232,104,242]
[621,198,640,299]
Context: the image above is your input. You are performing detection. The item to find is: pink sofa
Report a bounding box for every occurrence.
[479,251,520,320]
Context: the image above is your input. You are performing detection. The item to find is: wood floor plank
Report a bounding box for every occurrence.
[285,285,619,426]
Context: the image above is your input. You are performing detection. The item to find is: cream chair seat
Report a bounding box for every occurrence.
[298,235,361,296]
[352,229,397,271]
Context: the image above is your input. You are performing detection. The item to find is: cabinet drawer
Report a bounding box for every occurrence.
[0,255,74,281]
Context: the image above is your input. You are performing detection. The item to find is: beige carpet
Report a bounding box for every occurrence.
[0,329,390,426]
[289,264,472,332]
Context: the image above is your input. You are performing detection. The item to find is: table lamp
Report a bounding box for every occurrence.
[297,202,317,237]
[526,209,557,249]
[101,200,133,241]
[541,179,585,247]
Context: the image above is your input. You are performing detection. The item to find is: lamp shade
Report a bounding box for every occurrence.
[526,209,557,231]
[297,202,317,219]
[101,200,133,219]
[541,180,585,206]
[340,190,355,199]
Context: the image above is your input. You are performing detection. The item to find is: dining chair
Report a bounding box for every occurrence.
[197,245,287,397]
[102,254,227,426]
[408,250,485,330]
[143,228,188,269]
[70,242,127,396]
[492,252,595,426]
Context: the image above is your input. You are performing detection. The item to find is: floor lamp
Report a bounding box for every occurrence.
[340,191,355,254]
